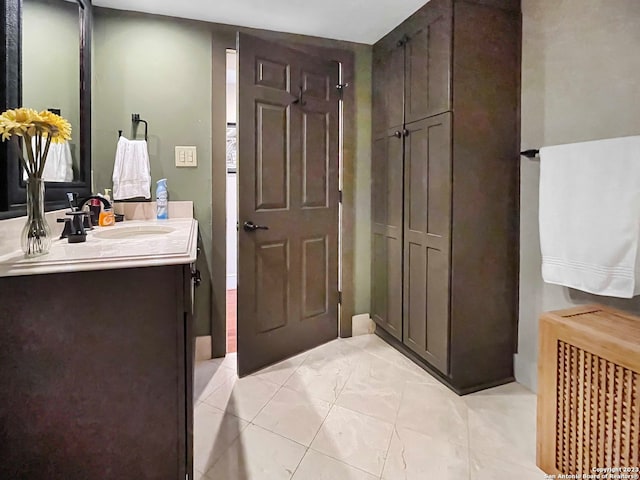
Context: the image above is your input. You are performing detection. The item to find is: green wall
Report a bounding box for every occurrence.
[93,10,213,334]
[353,45,372,314]
[92,8,373,336]
[517,0,640,391]
[23,0,80,174]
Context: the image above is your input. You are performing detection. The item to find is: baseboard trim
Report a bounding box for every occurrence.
[195,335,212,362]
[352,313,375,336]
[375,328,515,396]
[514,353,537,393]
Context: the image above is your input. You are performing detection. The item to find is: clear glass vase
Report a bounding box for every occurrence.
[21,177,52,258]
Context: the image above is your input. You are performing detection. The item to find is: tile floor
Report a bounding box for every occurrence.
[193,333,544,480]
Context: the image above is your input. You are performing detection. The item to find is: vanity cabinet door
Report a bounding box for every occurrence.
[182,263,196,480]
[0,266,190,480]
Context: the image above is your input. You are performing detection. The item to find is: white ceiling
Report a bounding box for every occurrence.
[92,0,430,44]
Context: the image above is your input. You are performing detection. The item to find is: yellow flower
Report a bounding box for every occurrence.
[0,107,72,143]
[0,107,73,178]
[0,108,42,140]
[38,110,72,143]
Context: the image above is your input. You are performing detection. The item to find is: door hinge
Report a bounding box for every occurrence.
[338,291,342,304]
[336,83,350,100]
[192,269,202,288]
[339,190,343,203]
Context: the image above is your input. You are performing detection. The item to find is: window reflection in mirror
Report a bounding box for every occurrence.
[21,0,80,183]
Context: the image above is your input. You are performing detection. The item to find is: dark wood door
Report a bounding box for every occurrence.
[371,128,404,340]
[402,113,451,373]
[237,33,340,376]
[404,0,452,124]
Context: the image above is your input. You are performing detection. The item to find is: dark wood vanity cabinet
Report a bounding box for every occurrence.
[371,0,520,394]
[0,264,195,479]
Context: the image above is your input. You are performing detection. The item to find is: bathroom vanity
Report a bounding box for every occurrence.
[0,215,198,479]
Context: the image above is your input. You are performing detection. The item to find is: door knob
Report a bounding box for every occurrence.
[243,221,269,232]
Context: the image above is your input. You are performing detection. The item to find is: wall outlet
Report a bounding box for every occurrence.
[175,146,197,167]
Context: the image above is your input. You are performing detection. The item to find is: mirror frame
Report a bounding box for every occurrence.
[0,0,92,217]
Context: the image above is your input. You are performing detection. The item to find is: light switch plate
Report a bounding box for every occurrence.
[175,146,197,167]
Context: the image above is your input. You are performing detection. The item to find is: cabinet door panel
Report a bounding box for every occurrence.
[402,113,451,373]
[404,0,452,123]
[371,130,404,340]
[372,45,387,137]
[373,41,405,133]
[385,45,405,129]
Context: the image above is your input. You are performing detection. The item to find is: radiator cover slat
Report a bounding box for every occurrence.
[538,305,640,474]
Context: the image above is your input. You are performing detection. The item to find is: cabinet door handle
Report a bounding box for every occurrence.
[291,86,306,106]
[394,130,402,138]
[403,129,410,137]
[397,34,410,47]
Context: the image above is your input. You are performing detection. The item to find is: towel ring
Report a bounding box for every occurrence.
[131,114,148,141]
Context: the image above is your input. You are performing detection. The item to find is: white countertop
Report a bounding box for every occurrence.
[0,218,198,277]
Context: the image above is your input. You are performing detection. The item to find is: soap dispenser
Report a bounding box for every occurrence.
[98,188,115,226]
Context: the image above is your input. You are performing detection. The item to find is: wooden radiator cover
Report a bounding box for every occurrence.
[538,305,640,474]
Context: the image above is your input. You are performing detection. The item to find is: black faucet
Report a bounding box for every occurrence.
[64,192,112,212]
[61,193,111,230]
[78,195,112,228]
[76,195,112,211]
[59,193,113,241]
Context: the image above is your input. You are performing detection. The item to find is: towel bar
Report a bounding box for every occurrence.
[131,114,148,141]
[521,149,539,158]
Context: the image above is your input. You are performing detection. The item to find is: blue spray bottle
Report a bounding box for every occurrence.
[156,178,168,220]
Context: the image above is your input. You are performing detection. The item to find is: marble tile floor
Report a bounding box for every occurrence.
[193,333,544,480]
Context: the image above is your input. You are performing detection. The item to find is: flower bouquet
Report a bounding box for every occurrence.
[0,108,72,257]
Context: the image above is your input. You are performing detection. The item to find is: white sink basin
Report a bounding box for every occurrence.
[93,225,176,240]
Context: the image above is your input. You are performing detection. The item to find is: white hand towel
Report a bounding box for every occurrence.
[25,138,74,182]
[112,136,151,200]
[539,135,640,298]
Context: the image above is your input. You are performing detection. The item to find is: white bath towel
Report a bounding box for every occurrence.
[112,136,151,200]
[539,135,640,298]
[24,138,74,182]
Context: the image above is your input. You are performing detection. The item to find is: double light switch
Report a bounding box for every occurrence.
[175,146,197,167]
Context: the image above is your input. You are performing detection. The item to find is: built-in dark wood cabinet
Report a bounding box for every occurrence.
[371,0,520,394]
[402,113,452,374]
[371,129,403,340]
[403,0,452,124]
[0,264,195,479]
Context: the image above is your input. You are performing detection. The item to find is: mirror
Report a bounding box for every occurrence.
[0,0,91,215]
[21,0,80,183]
